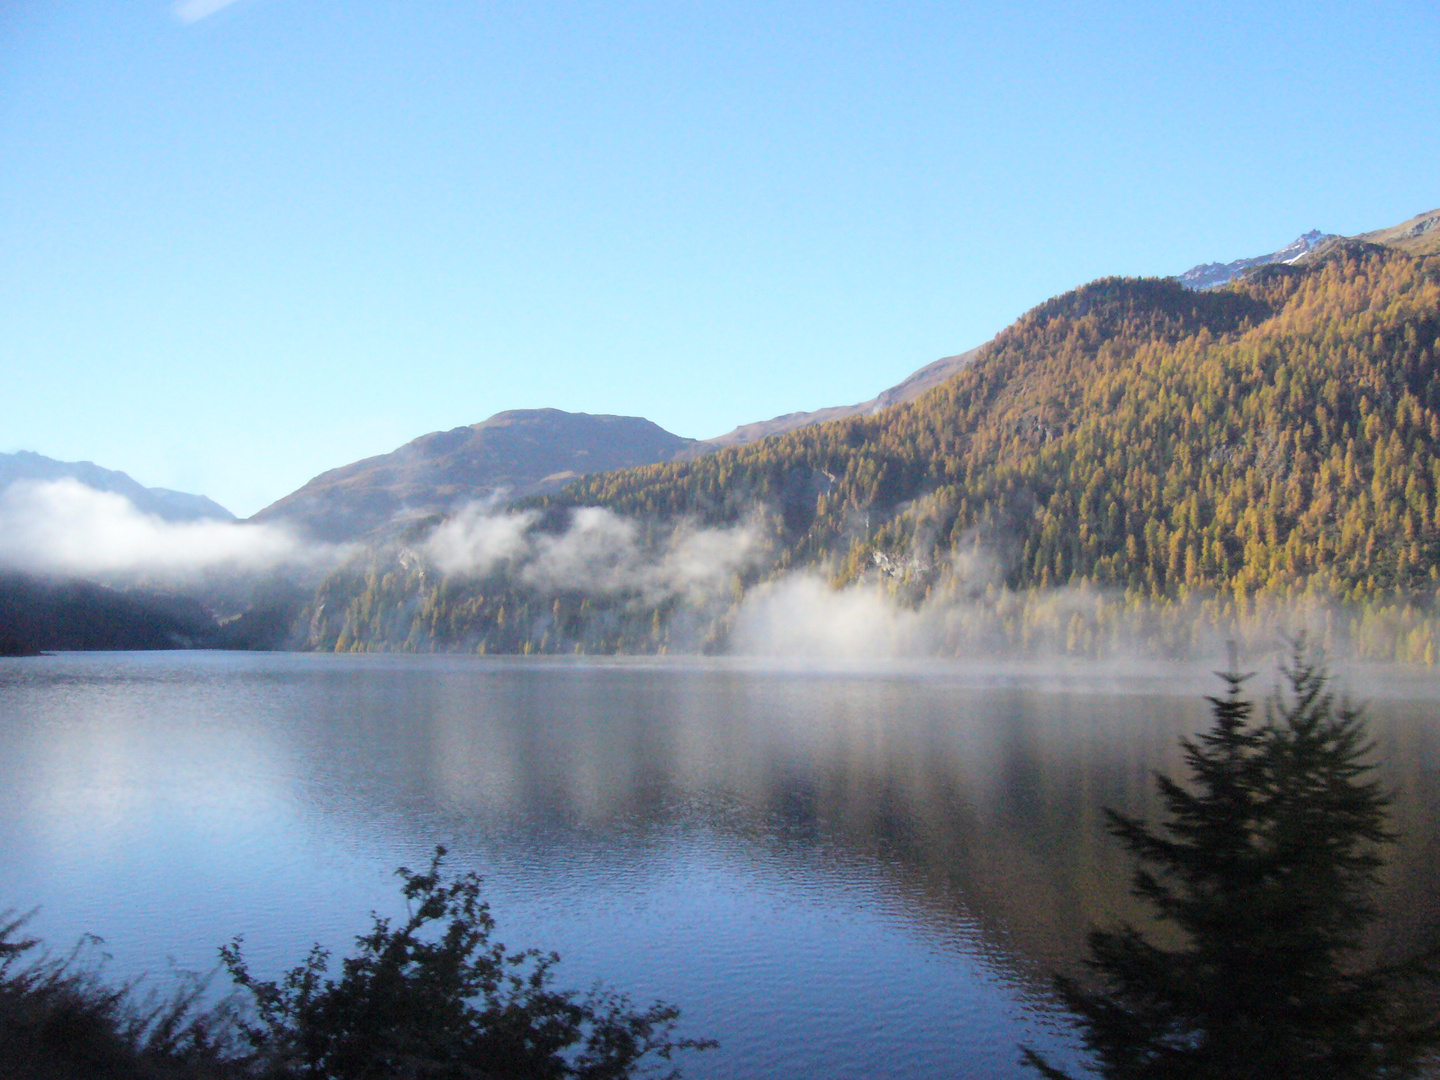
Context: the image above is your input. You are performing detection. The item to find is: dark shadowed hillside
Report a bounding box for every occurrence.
[0,575,218,652]
[0,574,306,654]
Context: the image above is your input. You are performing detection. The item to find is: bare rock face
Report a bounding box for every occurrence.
[1178,229,1338,291]
[250,409,697,543]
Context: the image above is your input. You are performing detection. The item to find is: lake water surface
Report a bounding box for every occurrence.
[3,652,1439,1079]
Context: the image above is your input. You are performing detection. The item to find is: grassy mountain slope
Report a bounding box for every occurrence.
[1356,208,1440,257]
[306,243,1440,660]
[251,409,697,543]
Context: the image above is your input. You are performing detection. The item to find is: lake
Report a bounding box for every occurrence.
[2,651,1438,1078]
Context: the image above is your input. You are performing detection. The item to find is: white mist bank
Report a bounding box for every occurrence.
[422,504,767,606]
[412,501,1438,663]
[5,480,1424,664]
[731,574,931,658]
[0,479,349,579]
[730,572,1435,665]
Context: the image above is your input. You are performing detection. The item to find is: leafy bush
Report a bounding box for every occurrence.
[1,851,709,1080]
[220,847,712,1080]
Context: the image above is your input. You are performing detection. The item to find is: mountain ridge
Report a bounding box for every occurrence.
[251,351,992,542]
[250,409,699,543]
[303,239,1440,660]
[1356,208,1440,255]
[0,451,234,522]
[11,207,1440,662]
[1178,229,1339,290]
[262,209,1440,545]
[1177,208,1440,291]
[685,346,984,454]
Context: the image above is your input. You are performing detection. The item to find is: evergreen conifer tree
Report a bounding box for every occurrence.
[1024,646,1440,1080]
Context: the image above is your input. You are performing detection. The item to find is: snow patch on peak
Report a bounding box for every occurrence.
[1177,230,1338,291]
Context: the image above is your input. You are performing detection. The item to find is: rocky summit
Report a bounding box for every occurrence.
[1178,229,1338,290]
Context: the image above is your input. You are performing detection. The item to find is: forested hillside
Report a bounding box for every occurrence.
[305,243,1440,660]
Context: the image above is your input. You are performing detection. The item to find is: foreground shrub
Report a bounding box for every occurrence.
[220,847,711,1080]
[2,851,709,1080]
[0,911,241,1079]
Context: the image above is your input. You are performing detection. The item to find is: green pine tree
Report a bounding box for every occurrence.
[1025,646,1440,1079]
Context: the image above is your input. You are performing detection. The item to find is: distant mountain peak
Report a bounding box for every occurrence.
[0,451,234,522]
[251,409,698,543]
[1178,229,1339,291]
[1177,208,1440,291]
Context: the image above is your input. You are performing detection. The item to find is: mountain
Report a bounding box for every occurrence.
[255,347,990,545]
[560,242,1440,607]
[1356,207,1440,256]
[0,451,234,521]
[686,346,983,454]
[251,409,699,543]
[685,213,1440,451]
[1176,208,1440,291]
[303,240,1440,661]
[1178,229,1339,290]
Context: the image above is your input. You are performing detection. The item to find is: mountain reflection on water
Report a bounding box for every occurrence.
[319,656,1440,969]
[1,652,1438,1079]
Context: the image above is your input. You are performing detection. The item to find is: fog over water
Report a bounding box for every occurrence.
[2,652,1438,1078]
[0,486,1416,666]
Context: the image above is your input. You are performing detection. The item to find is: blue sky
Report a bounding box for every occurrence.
[3,0,1437,516]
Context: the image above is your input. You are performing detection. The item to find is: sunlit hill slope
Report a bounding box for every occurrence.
[307,242,1440,660]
